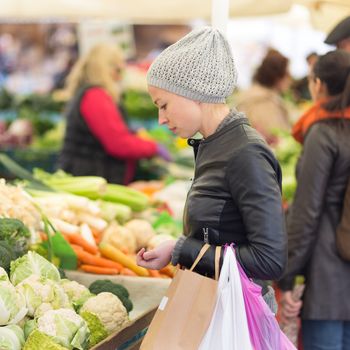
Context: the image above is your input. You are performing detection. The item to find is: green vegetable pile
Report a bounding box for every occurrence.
[272,131,302,204]
[121,90,157,120]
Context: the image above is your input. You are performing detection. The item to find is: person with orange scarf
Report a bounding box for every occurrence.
[278,50,350,350]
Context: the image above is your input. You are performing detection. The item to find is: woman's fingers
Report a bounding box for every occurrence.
[281,291,303,318]
[137,248,145,257]
[143,249,158,260]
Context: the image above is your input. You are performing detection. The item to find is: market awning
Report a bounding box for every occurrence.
[0,0,349,32]
[0,0,292,23]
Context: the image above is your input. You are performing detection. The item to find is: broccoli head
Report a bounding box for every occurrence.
[89,280,133,313]
[0,240,15,272]
[0,218,31,257]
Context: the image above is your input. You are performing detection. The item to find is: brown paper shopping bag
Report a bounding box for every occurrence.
[140,244,220,350]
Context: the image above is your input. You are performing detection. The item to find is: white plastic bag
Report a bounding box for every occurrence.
[198,247,253,350]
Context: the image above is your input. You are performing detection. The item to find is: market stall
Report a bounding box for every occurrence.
[0,159,189,348]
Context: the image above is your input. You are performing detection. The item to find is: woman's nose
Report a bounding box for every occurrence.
[158,114,168,125]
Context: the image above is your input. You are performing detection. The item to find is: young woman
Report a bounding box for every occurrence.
[136,27,287,310]
[58,44,170,185]
[279,50,350,350]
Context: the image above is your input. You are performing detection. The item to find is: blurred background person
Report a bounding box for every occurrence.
[236,49,291,144]
[279,50,350,350]
[325,16,350,52]
[291,52,318,102]
[58,44,170,185]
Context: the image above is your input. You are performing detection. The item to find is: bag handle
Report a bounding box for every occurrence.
[190,244,210,271]
[214,246,221,281]
[189,244,221,281]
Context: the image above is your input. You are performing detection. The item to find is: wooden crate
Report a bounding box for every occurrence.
[92,308,157,350]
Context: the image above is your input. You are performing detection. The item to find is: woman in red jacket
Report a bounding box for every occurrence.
[58,44,170,184]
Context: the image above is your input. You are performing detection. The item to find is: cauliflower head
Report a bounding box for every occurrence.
[80,292,128,334]
[16,275,71,317]
[37,308,90,350]
[124,219,155,250]
[60,280,90,301]
[102,222,136,254]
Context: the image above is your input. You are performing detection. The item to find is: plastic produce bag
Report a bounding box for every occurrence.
[237,255,297,350]
[199,247,253,350]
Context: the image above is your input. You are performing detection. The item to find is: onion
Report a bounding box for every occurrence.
[0,120,7,135]
[7,119,33,145]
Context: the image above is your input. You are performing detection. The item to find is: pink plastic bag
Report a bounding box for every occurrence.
[236,253,297,350]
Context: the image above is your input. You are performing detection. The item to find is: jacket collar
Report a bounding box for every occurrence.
[187,115,250,146]
[187,112,250,158]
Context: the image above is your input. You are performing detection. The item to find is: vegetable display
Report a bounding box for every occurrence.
[0,252,131,349]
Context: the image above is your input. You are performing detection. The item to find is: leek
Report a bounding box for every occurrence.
[100,184,149,212]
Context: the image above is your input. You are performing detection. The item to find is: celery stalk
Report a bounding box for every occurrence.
[100,184,149,212]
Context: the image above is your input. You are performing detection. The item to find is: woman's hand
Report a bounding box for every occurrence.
[280,291,303,323]
[136,240,177,270]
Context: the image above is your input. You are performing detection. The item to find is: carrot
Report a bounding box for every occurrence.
[159,265,175,278]
[120,247,129,255]
[61,233,71,242]
[70,244,84,252]
[71,246,123,270]
[91,227,102,244]
[120,267,137,276]
[80,264,120,275]
[149,270,162,278]
[65,233,98,254]
[39,231,47,241]
[99,243,149,277]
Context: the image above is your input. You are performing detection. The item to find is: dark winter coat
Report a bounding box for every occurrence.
[279,119,350,320]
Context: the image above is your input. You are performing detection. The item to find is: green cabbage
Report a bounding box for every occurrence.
[10,251,60,286]
[0,281,28,326]
[0,325,25,350]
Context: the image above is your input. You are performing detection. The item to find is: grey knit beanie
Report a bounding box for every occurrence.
[147,26,237,103]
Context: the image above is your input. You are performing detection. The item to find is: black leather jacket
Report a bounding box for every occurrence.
[178,114,287,284]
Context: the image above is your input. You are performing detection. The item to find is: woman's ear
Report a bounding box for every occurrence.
[318,79,329,97]
[314,77,329,98]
